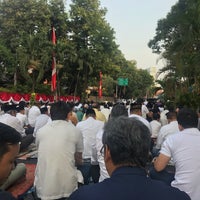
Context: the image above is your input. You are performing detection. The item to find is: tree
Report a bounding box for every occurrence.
[68,0,118,99]
[0,0,52,92]
[115,60,154,99]
[148,0,200,108]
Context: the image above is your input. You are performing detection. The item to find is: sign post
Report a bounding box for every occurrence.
[117,78,128,98]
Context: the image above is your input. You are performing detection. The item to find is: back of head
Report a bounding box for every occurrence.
[16,105,25,113]
[103,116,151,168]
[130,102,142,113]
[110,103,128,118]
[0,122,21,158]
[85,108,96,118]
[177,108,198,128]
[19,101,26,108]
[92,102,100,109]
[40,105,48,114]
[166,111,177,120]
[136,98,144,105]
[50,101,72,121]
[2,104,17,113]
[152,112,160,120]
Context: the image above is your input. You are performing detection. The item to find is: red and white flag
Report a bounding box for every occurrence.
[52,27,56,45]
[99,71,102,98]
[51,27,56,92]
[51,56,56,92]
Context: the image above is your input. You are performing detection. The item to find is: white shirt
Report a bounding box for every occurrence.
[76,117,104,160]
[129,114,152,134]
[141,104,149,119]
[96,129,109,182]
[33,114,51,137]
[150,120,161,138]
[100,108,110,121]
[0,113,26,137]
[160,109,169,126]
[156,121,179,149]
[160,128,200,200]
[35,120,83,199]
[28,105,40,127]
[16,112,28,127]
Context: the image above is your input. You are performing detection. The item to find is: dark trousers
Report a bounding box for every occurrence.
[90,165,100,183]
[77,161,100,185]
[149,166,175,186]
[20,134,34,152]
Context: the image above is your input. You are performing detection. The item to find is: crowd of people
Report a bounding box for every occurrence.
[0,98,200,200]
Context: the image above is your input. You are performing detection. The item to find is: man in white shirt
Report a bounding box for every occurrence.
[151,108,200,200]
[28,103,40,128]
[35,101,83,199]
[16,105,28,128]
[33,105,51,137]
[96,103,128,182]
[150,113,161,139]
[100,103,110,121]
[76,108,104,184]
[129,102,152,134]
[0,104,34,152]
[155,111,179,151]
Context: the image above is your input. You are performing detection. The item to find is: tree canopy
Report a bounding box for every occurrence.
[0,0,153,101]
[148,0,200,109]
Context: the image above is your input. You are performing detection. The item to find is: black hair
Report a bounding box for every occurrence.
[0,122,21,159]
[85,108,96,117]
[110,103,128,118]
[50,101,72,120]
[177,108,198,128]
[152,113,160,120]
[130,102,141,112]
[166,111,177,120]
[40,106,48,114]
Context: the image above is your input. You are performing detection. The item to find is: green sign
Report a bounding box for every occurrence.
[118,78,128,86]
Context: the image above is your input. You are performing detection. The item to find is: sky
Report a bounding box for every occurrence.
[99,0,178,69]
[67,0,178,69]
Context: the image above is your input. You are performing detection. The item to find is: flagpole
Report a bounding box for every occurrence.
[51,26,57,101]
[98,71,102,99]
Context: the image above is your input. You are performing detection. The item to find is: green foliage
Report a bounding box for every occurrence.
[102,75,115,97]
[68,0,119,98]
[0,0,154,100]
[149,0,200,108]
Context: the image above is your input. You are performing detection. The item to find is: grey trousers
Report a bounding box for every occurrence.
[0,163,26,190]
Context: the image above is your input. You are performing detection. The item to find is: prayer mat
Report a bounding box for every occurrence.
[7,163,36,198]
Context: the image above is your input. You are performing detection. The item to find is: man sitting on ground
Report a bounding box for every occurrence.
[151,108,200,200]
[69,116,190,200]
[0,122,22,200]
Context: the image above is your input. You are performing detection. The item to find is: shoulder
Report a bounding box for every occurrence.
[157,184,190,200]
[146,179,190,200]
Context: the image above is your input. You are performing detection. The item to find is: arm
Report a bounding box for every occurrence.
[74,152,82,165]
[153,153,171,171]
